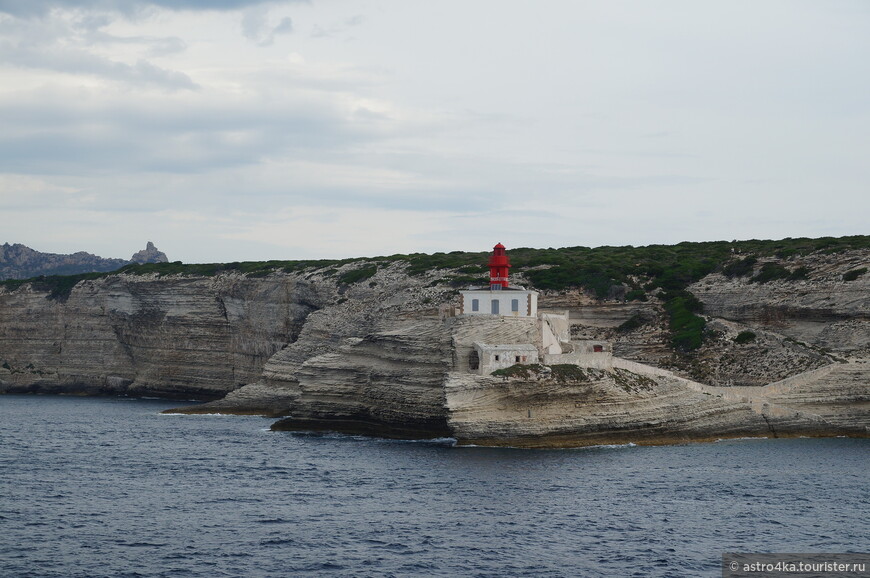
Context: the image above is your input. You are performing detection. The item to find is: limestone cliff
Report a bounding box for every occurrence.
[0,272,323,399]
[0,245,867,447]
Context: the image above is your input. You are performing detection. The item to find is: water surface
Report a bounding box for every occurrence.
[1,395,866,577]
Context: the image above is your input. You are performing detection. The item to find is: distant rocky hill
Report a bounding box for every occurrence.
[0,241,168,280]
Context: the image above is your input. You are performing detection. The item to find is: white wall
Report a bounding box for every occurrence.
[460,290,537,317]
[475,344,539,374]
[539,312,570,354]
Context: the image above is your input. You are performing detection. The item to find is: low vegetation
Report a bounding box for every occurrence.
[662,290,706,351]
[843,267,867,282]
[490,363,605,383]
[734,331,757,344]
[338,265,378,285]
[617,313,648,333]
[491,364,545,379]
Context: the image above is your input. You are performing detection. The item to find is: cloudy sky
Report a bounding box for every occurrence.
[1,1,867,262]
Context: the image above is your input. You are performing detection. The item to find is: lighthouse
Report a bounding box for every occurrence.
[458,243,538,317]
[488,242,510,290]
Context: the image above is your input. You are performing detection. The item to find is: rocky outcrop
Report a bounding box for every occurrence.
[0,242,169,280]
[268,318,867,447]
[272,321,454,437]
[129,242,169,265]
[445,370,776,447]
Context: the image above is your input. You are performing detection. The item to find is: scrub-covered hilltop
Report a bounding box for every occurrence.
[0,236,867,446]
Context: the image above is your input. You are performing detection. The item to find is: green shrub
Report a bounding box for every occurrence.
[491,364,542,379]
[624,289,647,302]
[618,313,647,332]
[734,330,757,344]
[722,256,757,278]
[662,290,705,351]
[788,266,810,280]
[843,267,867,282]
[750,263,791,284]
[549,364,589,382]
[338,265,378,284]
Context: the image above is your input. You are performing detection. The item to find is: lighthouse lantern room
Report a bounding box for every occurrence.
[458,243,538,317]
[489,242,510,290]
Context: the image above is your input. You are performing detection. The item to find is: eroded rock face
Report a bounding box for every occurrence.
[690,251,870,355]
[268,319,867,447]
[444,370,771,447]
[272,321,454,438]
[0,273,323,399]
[1,249,867,447]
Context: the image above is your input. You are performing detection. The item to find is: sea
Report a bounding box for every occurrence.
[0,395,867,578]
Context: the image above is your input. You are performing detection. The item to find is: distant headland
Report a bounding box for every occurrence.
[0,235,867,447]
[0,241,168,281]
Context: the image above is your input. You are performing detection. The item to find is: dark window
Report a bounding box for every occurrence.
[495,355,500,361]
[593,345,604,352]
[472,299,479,312]
[491,300,499,314]
[515,356,520,363]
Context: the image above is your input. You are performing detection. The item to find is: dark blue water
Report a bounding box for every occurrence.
[1,395,867,577]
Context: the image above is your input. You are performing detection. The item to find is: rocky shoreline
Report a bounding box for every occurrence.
[1,248,867,447]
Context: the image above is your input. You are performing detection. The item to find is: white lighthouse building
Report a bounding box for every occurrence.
[458,243,538,317]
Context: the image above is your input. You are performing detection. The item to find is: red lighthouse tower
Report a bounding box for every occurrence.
[488,242,511,290]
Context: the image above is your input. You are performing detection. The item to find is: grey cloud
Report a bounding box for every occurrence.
[273,16,293,35]
[81,27,189,57]
[242,7,293,46]
[147,36,187,56]
[0,86,378,177]
[0,0,305,18]
[310,14,365,39]
[2,42,198,90]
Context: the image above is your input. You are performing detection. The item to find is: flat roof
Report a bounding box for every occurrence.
[473,342,539,352]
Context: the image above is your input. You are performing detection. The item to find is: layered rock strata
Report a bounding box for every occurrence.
[690,251,870,355]
[0,250,867,447]
[267,318,866,447]
[0,273,322,399]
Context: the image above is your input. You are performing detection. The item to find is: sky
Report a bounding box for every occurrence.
[1,0,868,263]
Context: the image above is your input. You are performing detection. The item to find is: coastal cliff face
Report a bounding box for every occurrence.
[0,273,323,399]
[1,247,867,446]
[690,250,870,356]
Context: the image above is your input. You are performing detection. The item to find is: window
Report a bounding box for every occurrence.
[495,355,500,361]
[511,299,519,312]
[593,344,604,353]
[471,299,479,312]
[491,283,502,290]
[491,300,499,314]
[515,356,520,363]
